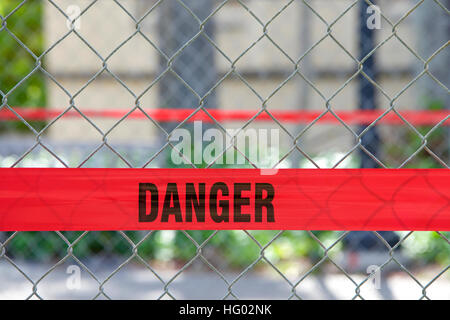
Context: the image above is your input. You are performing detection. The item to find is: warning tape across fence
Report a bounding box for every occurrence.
[1,107,449,126]
[0,168,448,231]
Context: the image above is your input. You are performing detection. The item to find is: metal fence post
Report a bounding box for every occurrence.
[358,0,380,168]
[157,0,218,166]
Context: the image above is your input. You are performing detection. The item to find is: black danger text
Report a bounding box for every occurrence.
[139,182,275,223]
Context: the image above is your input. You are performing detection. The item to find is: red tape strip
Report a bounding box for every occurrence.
[1,107,449,126]
[0,168,448,231]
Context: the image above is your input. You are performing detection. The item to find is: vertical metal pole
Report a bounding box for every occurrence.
[344,1,399,254]
[157,0,217,165]
[292,2,312,168]
[358,0,380,168]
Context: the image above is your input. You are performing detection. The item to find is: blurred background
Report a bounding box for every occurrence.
[0,0,449,299]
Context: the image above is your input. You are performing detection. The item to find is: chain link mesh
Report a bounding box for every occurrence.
[0,0,449,299]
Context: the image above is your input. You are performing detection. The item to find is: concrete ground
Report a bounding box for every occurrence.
[0,260,448,300]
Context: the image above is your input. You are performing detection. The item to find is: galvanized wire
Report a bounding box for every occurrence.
[0,0,449,299]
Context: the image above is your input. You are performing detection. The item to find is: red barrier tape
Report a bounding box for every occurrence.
[0,168,448,231]
[1,107,449,126]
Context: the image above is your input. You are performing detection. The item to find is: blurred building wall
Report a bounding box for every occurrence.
[43,0,425,164]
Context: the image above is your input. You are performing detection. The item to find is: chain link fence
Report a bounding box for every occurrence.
[0,0,449,299]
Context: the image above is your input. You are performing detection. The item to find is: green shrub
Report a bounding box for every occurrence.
[0,0,46,133]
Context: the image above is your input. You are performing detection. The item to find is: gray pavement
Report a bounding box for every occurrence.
[1,260,448,300]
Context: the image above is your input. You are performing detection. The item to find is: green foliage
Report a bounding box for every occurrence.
[7,230,447,269]
[385,99,448,168]
[0,0,46,133]
[403,232,450,266]
[3,230,336,268]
